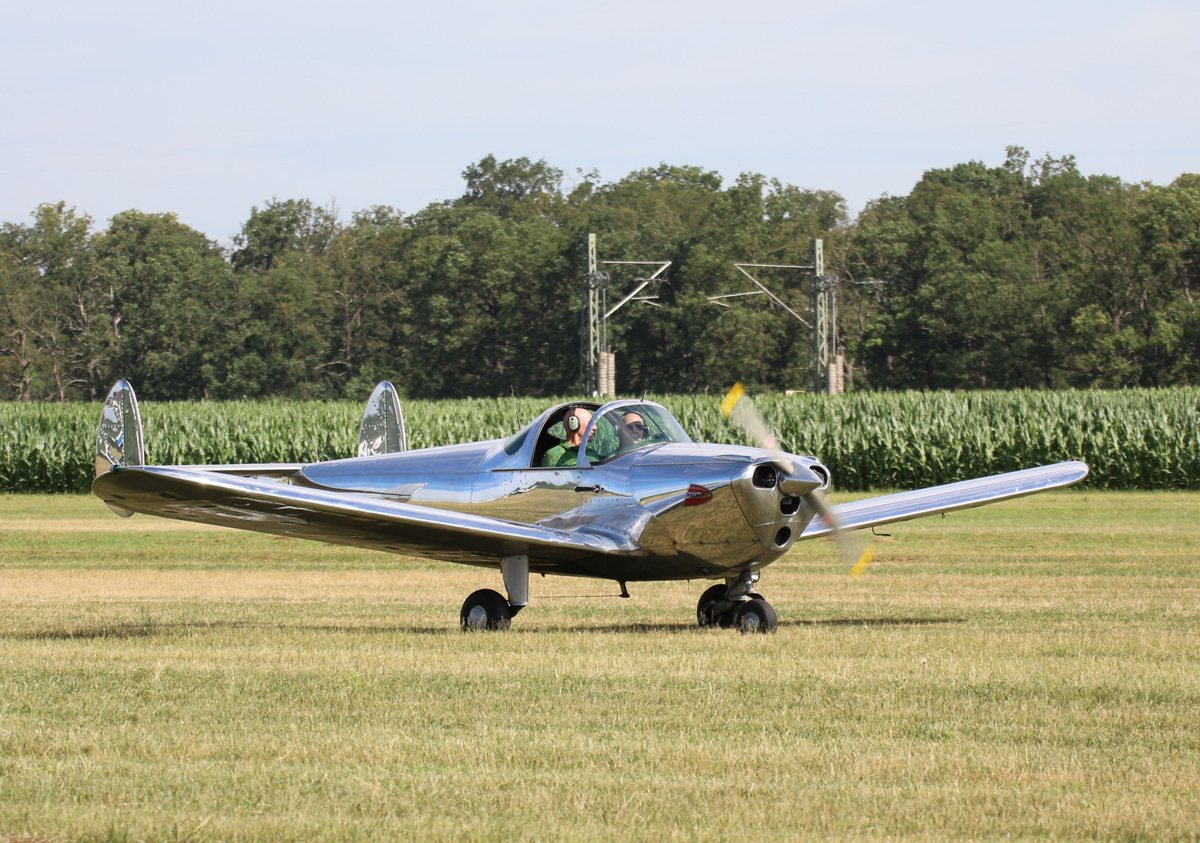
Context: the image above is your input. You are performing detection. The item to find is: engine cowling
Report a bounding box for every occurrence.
[731,457,828,554]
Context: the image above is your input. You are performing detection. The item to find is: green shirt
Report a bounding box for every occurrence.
[540,442,580,467]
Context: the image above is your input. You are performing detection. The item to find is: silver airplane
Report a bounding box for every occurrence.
[92,380,1089,633]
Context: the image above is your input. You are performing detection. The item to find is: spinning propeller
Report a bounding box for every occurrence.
[720,383,874,577]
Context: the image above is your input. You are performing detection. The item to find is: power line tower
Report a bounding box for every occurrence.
[579,233,670,397]
[708,239,842,393]
[579,234,609,397]
[810,239,843,394]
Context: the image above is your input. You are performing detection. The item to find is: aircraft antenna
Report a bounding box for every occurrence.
[510,386,522,429]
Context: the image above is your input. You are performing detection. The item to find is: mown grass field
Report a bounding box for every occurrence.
[1,491,1198,841]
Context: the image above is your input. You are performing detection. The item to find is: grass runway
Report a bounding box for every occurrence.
[1,492,1197,841]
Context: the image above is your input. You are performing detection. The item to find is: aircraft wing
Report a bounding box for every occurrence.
[92,465,637,570]
[800,461,1089,540]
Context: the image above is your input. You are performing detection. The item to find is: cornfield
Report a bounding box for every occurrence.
[2,389,1197,494]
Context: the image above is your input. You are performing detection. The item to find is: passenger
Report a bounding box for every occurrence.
[622,411,648,443]
[541,407,593,467]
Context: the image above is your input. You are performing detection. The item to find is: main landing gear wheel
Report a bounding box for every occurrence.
[460,589,513,631]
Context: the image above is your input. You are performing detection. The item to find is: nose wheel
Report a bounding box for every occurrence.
[731,596,777,633]
[697,583,778,634]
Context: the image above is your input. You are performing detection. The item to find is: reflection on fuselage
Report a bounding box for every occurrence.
[293,400,824,580]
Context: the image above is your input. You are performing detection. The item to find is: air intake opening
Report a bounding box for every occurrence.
[752,465,778,489]
[780,496,800,516]
[774,527,792,547]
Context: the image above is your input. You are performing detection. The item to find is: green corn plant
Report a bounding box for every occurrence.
[2,388,1198,494]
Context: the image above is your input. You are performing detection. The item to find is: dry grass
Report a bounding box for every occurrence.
[0,492,1197,841]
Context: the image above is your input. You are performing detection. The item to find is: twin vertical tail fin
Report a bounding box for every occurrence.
[357,381,407,457]
[95,378,404,515]
[95,379,146,517]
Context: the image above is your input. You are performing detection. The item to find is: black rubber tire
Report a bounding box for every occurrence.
[733,598,778,634]
[696,583,728,627]
[460,589,513,631]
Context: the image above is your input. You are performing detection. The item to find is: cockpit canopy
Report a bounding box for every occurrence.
[579,401,692,465]
[506,400,693,468]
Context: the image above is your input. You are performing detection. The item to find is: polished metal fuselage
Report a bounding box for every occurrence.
[295,401,826,581]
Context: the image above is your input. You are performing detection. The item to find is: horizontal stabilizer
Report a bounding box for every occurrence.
[801,461,1090,540]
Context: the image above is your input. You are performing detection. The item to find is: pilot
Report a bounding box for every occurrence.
[621,411,648,443]
[541,407,592,467]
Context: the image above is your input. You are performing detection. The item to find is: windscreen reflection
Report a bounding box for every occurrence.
[586,404,691,464]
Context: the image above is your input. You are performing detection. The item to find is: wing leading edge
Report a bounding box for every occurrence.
[92,466,636,571]
[800,460,1089,540]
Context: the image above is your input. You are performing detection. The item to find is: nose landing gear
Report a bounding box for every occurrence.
[730,596,777,633]
[696,574,778,634]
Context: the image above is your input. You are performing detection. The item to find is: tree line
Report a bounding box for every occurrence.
[2,147,1198,402]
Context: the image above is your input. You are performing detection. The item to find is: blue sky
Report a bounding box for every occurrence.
[4,0,1197,242]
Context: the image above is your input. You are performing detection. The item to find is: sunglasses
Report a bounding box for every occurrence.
[627,422,648,433]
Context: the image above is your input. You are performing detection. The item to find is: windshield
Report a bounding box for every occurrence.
[584,403,691,464]
[502,417,538,456]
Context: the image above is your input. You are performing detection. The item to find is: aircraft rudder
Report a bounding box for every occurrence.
[95,379,146,517]
[357,380,408,457]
